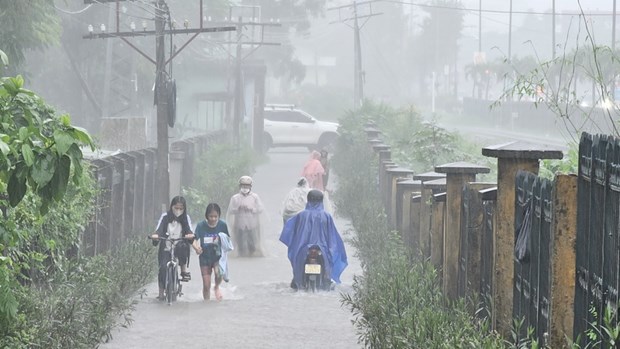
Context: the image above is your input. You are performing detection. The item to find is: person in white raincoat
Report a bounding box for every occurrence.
[282,177,311,225]
[226,176,265,257]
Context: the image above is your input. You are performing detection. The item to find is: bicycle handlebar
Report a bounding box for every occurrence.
[147,235,187,242]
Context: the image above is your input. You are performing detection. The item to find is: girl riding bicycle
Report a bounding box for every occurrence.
[193,203,231,301]
[151,196,194,301]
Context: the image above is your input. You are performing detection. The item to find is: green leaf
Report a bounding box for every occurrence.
[51,155,71,201]
[31,154,56,187]
[2,77,20,95]
[0,50,8,66]
[59,114,71,126]
[21,143,34,166]
[66,143,84,183]
[0,139,9,155]
[53,129,74,155]
[7,171,27,207]
[18,127,29,141]
[70,126,94,147]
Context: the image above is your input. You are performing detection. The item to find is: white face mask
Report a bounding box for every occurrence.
[240,188,250,195]
[173,209,184,217]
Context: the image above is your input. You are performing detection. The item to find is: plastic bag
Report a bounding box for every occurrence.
[514,203,532,263]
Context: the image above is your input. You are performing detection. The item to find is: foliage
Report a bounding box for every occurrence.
[182,143,263,219]
[0,73,95,213]
[333,106,508,348]
[342,101,494,176]
[0,165,96,333]
[0,237,156,348]
[538,142,579,179]
[0,1,61,74]
[496,4,620,141]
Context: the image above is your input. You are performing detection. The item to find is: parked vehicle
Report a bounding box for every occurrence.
[263,104,339,151]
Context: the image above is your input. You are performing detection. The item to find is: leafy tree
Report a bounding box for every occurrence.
[0,74,95,214]
[0,50,95,335]
[0,1,61,75]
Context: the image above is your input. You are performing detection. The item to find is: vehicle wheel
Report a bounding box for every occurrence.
[166,265,174,304]
[262,133,273,152]
[309,278,317,293]
[172,270,179,302]
[317,133,338,152]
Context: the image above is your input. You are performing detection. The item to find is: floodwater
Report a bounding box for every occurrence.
[99,148,362,349]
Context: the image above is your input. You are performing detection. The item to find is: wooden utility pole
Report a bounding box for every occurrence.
[84,0,234,210]
[215,6,280,147]
[329,0,381,109]
[154,0,168,209]
[508,0,513,61]
[552,0,556,59]
[353,1,363,108]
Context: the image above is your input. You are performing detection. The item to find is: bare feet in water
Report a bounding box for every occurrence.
[214,287,223,301]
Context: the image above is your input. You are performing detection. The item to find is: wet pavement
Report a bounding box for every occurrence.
[99,148,362,349]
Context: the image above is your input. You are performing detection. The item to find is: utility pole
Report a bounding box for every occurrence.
[233,16,243,146]
[478,0,482,53]
[84,0,235,210]
[508,0,513,62]
[613,0,617,52]
[329,0,382,109]
[154,0,168,209]
[353,1,363,108]
[552,0,556,59]
[217,6,281,147]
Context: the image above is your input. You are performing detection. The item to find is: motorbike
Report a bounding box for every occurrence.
[303,245,332,292]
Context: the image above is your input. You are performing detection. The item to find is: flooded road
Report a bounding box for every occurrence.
[100,148,362,349]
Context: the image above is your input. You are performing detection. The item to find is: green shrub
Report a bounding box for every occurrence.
[183,143,264,218]
[0,237,156,348]
[0,164,157,348]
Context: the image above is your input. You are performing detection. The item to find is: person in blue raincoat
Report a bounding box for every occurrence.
[279,189,347,290]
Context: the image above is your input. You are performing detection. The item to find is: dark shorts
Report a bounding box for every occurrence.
[198,245,220,267]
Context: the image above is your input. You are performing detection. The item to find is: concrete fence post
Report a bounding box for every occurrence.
[482,141,563,335]
[396,179,422,248]
[549,174,577,348]
[435,162,490,300]
[386,167,414,228]
[414,172,446,258]
[424,178,447,270]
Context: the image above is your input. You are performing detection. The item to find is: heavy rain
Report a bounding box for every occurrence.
[1,0,619,348]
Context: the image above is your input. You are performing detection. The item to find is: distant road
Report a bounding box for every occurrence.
[441,123,571,151]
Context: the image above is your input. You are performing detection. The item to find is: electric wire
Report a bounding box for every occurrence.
[53,3,93,14]
[383,0,619,17]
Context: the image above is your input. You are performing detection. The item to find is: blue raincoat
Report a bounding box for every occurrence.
[279,200,347,288]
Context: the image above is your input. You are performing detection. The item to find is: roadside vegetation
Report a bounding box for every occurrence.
[333,104,508,348]
[0,53,156,348]
[333,103,611,348]
[182,142,265,218]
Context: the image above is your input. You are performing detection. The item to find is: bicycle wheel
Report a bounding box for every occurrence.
[172,267,179,302]
[166,265,175,304]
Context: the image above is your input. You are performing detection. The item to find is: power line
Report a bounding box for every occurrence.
[384,0,618,17]
[54,4,93,14]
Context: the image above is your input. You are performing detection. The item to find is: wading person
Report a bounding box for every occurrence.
[227,176,265,257]
[281,177,310,225]
[319,149,330,189]
[301,150,325,191]
[193,203,231,301]
[151,196,194,300]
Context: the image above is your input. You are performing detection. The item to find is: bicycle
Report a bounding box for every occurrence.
[148,235,185,305]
